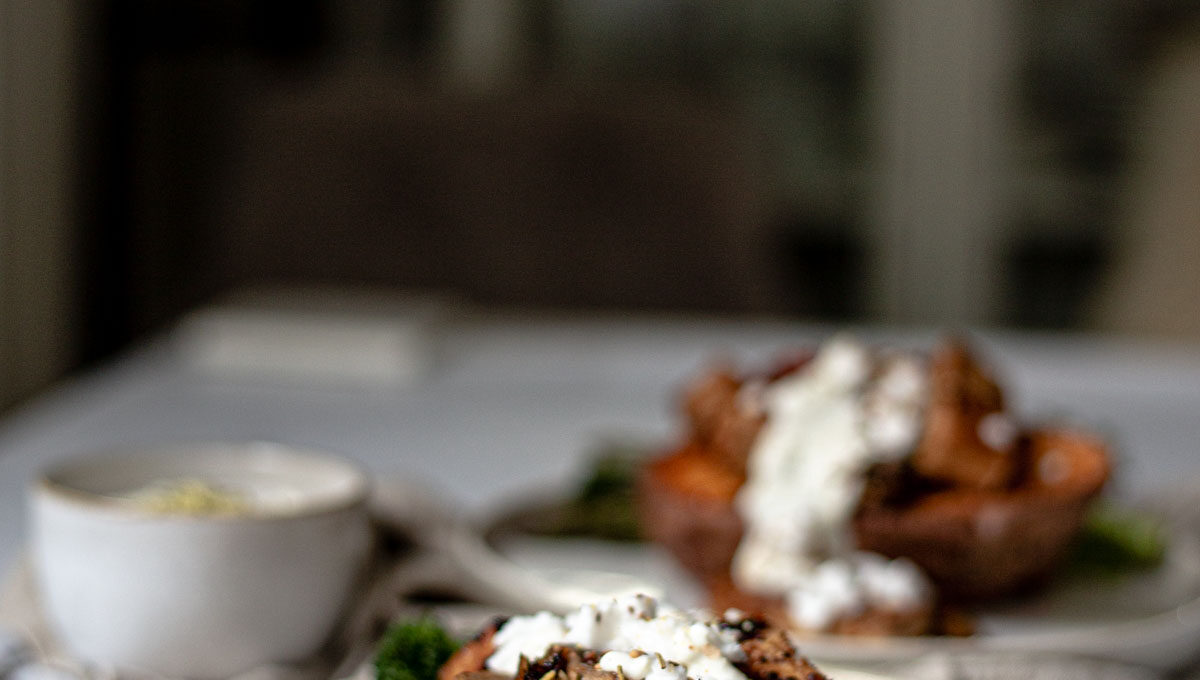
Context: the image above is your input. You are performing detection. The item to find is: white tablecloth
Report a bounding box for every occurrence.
[3,309,1200,680]
[2,311,1200,572]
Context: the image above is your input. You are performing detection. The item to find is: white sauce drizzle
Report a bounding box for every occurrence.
[731,336,932,630]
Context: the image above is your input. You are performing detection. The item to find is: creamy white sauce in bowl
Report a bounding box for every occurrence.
[123,478,252,515]
[29,442,374,678]
[37,441,367,518]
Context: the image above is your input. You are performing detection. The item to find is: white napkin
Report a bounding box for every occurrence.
[174,287,454,389]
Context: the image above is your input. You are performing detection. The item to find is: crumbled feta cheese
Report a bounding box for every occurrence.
[487,595,748,680]
[732,336,933,630]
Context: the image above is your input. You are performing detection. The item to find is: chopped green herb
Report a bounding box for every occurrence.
[557,447,642,541]
[488,444,646,542]
[374,618,459,680]
[1068,502,1167,573]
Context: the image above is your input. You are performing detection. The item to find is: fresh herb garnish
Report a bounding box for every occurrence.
[1068,502,1167,573]
[374,618,459,680]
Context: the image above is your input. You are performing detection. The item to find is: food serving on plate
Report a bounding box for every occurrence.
[396,594,827,680]
[637,335,1111,637]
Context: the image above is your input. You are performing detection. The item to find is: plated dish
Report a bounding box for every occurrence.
[432,594,830,680]
[365,560,1200,680]
[489,524,1200,672]
[769,525,1200,671]
[408,331,1192,670]
[638,335,1111,636]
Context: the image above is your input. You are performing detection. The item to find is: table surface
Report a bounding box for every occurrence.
[3,311,1200,571]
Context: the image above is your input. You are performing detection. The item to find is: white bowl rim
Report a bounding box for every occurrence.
[34,441,370,521]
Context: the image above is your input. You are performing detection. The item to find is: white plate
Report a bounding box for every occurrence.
[496,529,1200,674]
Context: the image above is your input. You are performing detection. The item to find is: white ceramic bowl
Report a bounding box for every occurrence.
[30,442,373,678]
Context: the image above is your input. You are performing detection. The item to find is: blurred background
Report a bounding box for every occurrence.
[3,0,1200,412]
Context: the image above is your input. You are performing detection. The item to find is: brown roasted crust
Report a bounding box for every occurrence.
[516,646,613,680]
[680,348,812,476]
[684,367,740,448]
[683,367,765,475]
[854,428,1110,600]
[456,673,512,680]
[739,627,827,680]
[439,624,499,680]
[648,436,1104,606]
[639,426,1108,604]
[708,574,935,637]
[1024,429,1110,494]
[636,443,743,583]
[639,337,1112,605]
[911,341,1017,490]
[682,340,1023,492]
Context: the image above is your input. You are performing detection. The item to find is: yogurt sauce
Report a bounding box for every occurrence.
[486,594,748,680]
[124,478,250,515]
[731,336,931,630]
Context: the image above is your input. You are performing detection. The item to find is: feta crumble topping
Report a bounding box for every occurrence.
[486,595,748,680]
[731,336,932,629]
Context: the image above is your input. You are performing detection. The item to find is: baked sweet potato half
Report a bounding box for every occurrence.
[853,428,1109,599]
[639,427,1108,604]
[638,339,1111,628]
